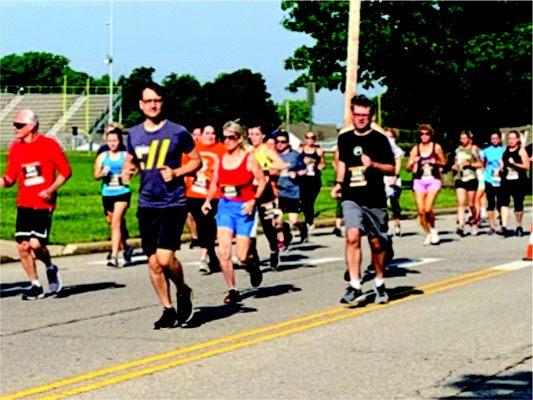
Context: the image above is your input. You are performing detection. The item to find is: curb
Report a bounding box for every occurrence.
[1,206,528,263]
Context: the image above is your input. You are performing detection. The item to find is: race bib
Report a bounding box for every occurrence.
[108,173,122,188]
[421,163,433,180]
[506,167,519,181]
[223,185,239,199]
[349,166,367,187]
[22,162,44,187]
[192,174,208,195]
[491,169,501,186]
[461,168,475,182]
[306,163,315,176]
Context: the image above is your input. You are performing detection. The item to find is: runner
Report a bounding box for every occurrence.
[184,125,226,275]
[500,130,530,237]
[247,126,287,270]
[122,82,200,329]
[93,127,132,267]
[406,124,446,245]
[202,121,266,304]
[275,130,308,246]
[452,130,483,237]
[331,95,395,305]
[480,131,504,235]
[297,131,325,231]
[383,128,404,238]
[0,109,72,299]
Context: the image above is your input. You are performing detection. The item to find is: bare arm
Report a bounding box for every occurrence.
[434,144,447,167]
[121,153,138,185]
[265,148,288,171]
[406,146,419,173]
[331,159,346,198]
[93,153,106,180]
[317,148,326,170]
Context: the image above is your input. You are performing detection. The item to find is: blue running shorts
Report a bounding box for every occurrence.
[216,198,256,237]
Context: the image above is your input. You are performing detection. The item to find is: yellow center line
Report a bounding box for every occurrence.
[0,266,516,400]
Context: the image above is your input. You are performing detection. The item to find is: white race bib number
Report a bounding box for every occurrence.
[349,166,367,187]
[223,185,238,198]
[22,163,44,187]
[506,168,519,181]
[192,174,208,195]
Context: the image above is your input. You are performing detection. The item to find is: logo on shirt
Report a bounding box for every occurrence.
[135,139,171,170]
[353,146,363,157]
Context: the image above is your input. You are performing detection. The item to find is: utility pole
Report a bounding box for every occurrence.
[104,0,114,124]
[307,82,315,131]
[343,0,361,128]
[285,100,290,129]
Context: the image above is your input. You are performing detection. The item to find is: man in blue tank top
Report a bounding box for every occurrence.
[123,82,201,329]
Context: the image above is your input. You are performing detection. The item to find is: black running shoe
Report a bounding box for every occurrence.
[373,282,389,304]
[46,265,62,294]
[270,250,280,271]
[22,284,45,300]
[224,289,241,304]
[501,227,512,238]
[298,223,308,244]
[456,227,466,237]
[176,285,194,326]
[247,262,263,288]
[516,226,524,237]
[340,286,366,305]
[333,227,343,238]
[123,246,134,263]
[154,307,178,329]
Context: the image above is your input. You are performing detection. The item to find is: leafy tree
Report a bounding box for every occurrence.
[202,69,280,133]
[162,73,203,130]
[281,1,532,134]
[277,99,311,124]
[117,67,155,127]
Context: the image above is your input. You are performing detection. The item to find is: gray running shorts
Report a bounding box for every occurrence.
[341,200,388,240]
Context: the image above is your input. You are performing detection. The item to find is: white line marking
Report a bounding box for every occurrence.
[491,260,532,271]
[388,258,442,269]
[277,257,344,267]
[87,255,147,266]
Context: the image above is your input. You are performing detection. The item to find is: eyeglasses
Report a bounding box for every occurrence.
[13,122,28,129]
[223,135,238,141]
[275,139,288,144]
[141,98,163,104]
[305,136,316,140]
[352,113,370,118]
[419,131,431,136]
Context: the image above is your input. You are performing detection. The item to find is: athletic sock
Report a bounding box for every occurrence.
[374,277,384,288]
[31,280,41,287]
[349,279,361,290]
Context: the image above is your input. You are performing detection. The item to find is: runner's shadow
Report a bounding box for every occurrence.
[182,304,257,329]
[438,370,532,399]
[0,281,31,298]
[345,286,423,309]
[288,244,326,251]
[395,232,418,238]
[241,284,302,300]
[55,282,126,298]
[279,253,309,262]
[438,238,456,244]
[312,231,340,237]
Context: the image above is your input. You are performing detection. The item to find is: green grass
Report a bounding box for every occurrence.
[0,151,525,244]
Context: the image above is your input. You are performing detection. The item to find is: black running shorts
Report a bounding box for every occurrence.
[102,192,131,215]
[137,206,187,256]
[278,196,301,214]
[15,207,53,245]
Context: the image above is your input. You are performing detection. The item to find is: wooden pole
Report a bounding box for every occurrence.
[343,0,361,128]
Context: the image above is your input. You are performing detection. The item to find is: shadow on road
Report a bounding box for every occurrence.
[55,282,126,298]
[182,304,257,329]
[0,281,31,298]
[242,284,302,300]
[438,369,532,399]
[287,243,326,252]
[345,286,424,309]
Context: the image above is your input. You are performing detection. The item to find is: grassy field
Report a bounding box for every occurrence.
[0,150,504,244]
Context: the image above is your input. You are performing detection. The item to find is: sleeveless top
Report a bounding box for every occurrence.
[455,145,478,182]
[252,147,276,204]
[300,148,322,178]
[101,151,130,197]
[218,152,255,202]
[254,148,272,171]
[414,143,440,180]
[502,147,527,184]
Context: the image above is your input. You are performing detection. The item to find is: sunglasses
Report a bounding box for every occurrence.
[223,135,239,141]
[419,131,431,136]
[275,139,288,144]
[305,136,316,140]
[13,122,28,129]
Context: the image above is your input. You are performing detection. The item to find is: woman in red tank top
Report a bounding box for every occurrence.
[202,121,266,304]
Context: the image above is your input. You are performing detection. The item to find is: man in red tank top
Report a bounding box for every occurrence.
[0,109,72,300]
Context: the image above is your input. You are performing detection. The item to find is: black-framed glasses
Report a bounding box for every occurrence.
[13,122,28,129]
[275,139,288,144]
[223,135,238,141]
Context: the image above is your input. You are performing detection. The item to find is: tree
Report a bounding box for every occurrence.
[202,69,280,133]
[281,1,532,134]
[117,67,155,127]
[162,73,203,131]
[277,99,311,124]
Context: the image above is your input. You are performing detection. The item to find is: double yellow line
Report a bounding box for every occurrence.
[1,265,517,400]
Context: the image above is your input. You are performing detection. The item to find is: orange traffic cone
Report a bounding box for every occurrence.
[524,228,533,261]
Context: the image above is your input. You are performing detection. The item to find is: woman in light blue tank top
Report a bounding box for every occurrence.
[94,128,132,267]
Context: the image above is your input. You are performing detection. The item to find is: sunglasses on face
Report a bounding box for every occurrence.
[419,131,431,136]
[223,135,239,141]
[305,136,316,140]
[276,139,288,144]
[13,122,28,129]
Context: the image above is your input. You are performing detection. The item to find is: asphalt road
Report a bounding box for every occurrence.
[1,212,531,399]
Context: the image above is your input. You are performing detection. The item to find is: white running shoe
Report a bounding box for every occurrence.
[430,229,440,245]
[423,235,431,246]
[471,226,479,236]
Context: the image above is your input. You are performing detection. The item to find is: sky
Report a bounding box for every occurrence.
[1,1,377,125]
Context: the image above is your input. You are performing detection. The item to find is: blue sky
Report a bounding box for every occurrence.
[1,1,377,125]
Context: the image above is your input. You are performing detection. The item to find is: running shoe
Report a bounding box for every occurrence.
[22,284,45,300]
[46,264,62,294]
[394,227,402,238]
[340,286,366,305]
[224,289,241,304]
[501,227,511,238]
[456,227,466,237]
[270,250,280,271]
[123,246,134,263]
[106,252,112,260]
[247,262,263,288]
[423,235,431,246]
[373,282,389,304]
[516,226,524,237]
[107,257,122,268]
[298,223,309,243]
[176,285,194,326]
[430,230,440,245]
[307,223,315,233]
[471,226,479,236]
[488,227,496,235]
[153,307,178,329]
[332,227,343,237]
[198,260,210,275]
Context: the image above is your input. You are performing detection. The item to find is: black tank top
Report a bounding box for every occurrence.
[502,147,527,183]
[301,148,322,178]
[414,143,440,180]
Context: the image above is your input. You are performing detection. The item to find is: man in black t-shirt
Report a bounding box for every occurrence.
[331,95,395,305]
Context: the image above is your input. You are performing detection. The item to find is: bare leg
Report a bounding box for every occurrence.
[345,228,362,281]
[17,241,38,281]
[456,188,467,227]
[110,202,129,258]
[147,250,175,308]
[414,191,429,234]
[424,189,440,229]
[217,228,236,289]
[369,237,386,280]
